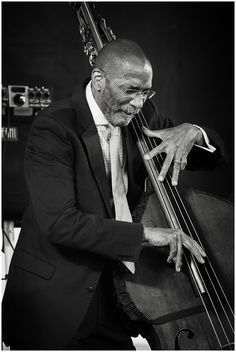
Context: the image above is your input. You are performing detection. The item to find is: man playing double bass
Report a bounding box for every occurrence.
[2,39,224,350]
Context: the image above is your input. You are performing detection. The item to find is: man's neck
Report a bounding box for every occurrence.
[86,81,108,126]
[91,83,104,114]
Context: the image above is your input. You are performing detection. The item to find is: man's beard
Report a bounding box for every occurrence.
[102,95,140,127]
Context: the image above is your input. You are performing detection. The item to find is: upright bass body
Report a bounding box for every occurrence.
[114,188,234,350]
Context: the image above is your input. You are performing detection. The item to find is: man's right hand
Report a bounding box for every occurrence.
[143,227,206,272]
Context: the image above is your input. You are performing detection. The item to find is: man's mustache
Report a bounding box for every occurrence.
[120,106,141,115]
[103,97,141,115]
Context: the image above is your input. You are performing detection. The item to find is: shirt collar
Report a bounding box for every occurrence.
[85,81,109,126]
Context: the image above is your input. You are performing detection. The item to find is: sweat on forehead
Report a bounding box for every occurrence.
[94,39,150,76]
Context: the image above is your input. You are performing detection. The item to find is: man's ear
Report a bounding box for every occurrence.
[91,68,105,92]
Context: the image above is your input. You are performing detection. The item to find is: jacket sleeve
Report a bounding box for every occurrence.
[24,115,143,262]
[186,126,226,170]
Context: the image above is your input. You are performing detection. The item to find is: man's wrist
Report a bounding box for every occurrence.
[141,226,149,246]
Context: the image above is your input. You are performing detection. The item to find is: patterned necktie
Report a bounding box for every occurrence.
[109,126,135,273]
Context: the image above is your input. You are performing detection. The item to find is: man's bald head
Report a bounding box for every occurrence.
[94,39,152,77]
[91,39,153,127]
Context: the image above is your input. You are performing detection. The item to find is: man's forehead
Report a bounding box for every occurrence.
[121,61,153,86]
[122,58,152,73]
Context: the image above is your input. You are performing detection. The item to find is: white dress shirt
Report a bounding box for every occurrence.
[86,81,128,193]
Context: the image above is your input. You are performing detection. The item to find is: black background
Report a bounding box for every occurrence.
[2,2,234,220]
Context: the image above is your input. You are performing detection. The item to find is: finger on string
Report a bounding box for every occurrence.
[158,154,173,181]
[175,233,183,272]
[142,126,163,138]
[183,239,205,264]
[172,161,181,186]
[183,236,206,257]
[167,238,177,264]
[192,241,206,257]
[181,155,188,170]
[144,144,163,160]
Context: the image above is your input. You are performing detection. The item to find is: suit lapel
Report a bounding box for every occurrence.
[72,84,113,218]
[81,126,113,218]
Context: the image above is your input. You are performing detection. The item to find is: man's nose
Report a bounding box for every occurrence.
[129,94,146,109]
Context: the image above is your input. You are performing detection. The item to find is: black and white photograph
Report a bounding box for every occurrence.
[1,2,234,350]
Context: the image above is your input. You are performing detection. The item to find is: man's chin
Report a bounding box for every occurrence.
[118,120,131,127]
[109,112,134,127]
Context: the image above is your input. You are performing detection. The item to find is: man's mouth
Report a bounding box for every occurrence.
[121,109,140,116]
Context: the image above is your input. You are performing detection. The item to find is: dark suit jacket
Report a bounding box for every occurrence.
[2,83,224,349]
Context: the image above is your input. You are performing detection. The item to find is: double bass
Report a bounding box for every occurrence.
[71,3,234,349]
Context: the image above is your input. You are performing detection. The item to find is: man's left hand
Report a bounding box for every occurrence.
[143,123,203,186]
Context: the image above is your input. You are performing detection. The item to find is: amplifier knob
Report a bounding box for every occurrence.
[13,94,26,106]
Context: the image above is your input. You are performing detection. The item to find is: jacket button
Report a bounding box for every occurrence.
[87,286,94,293]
